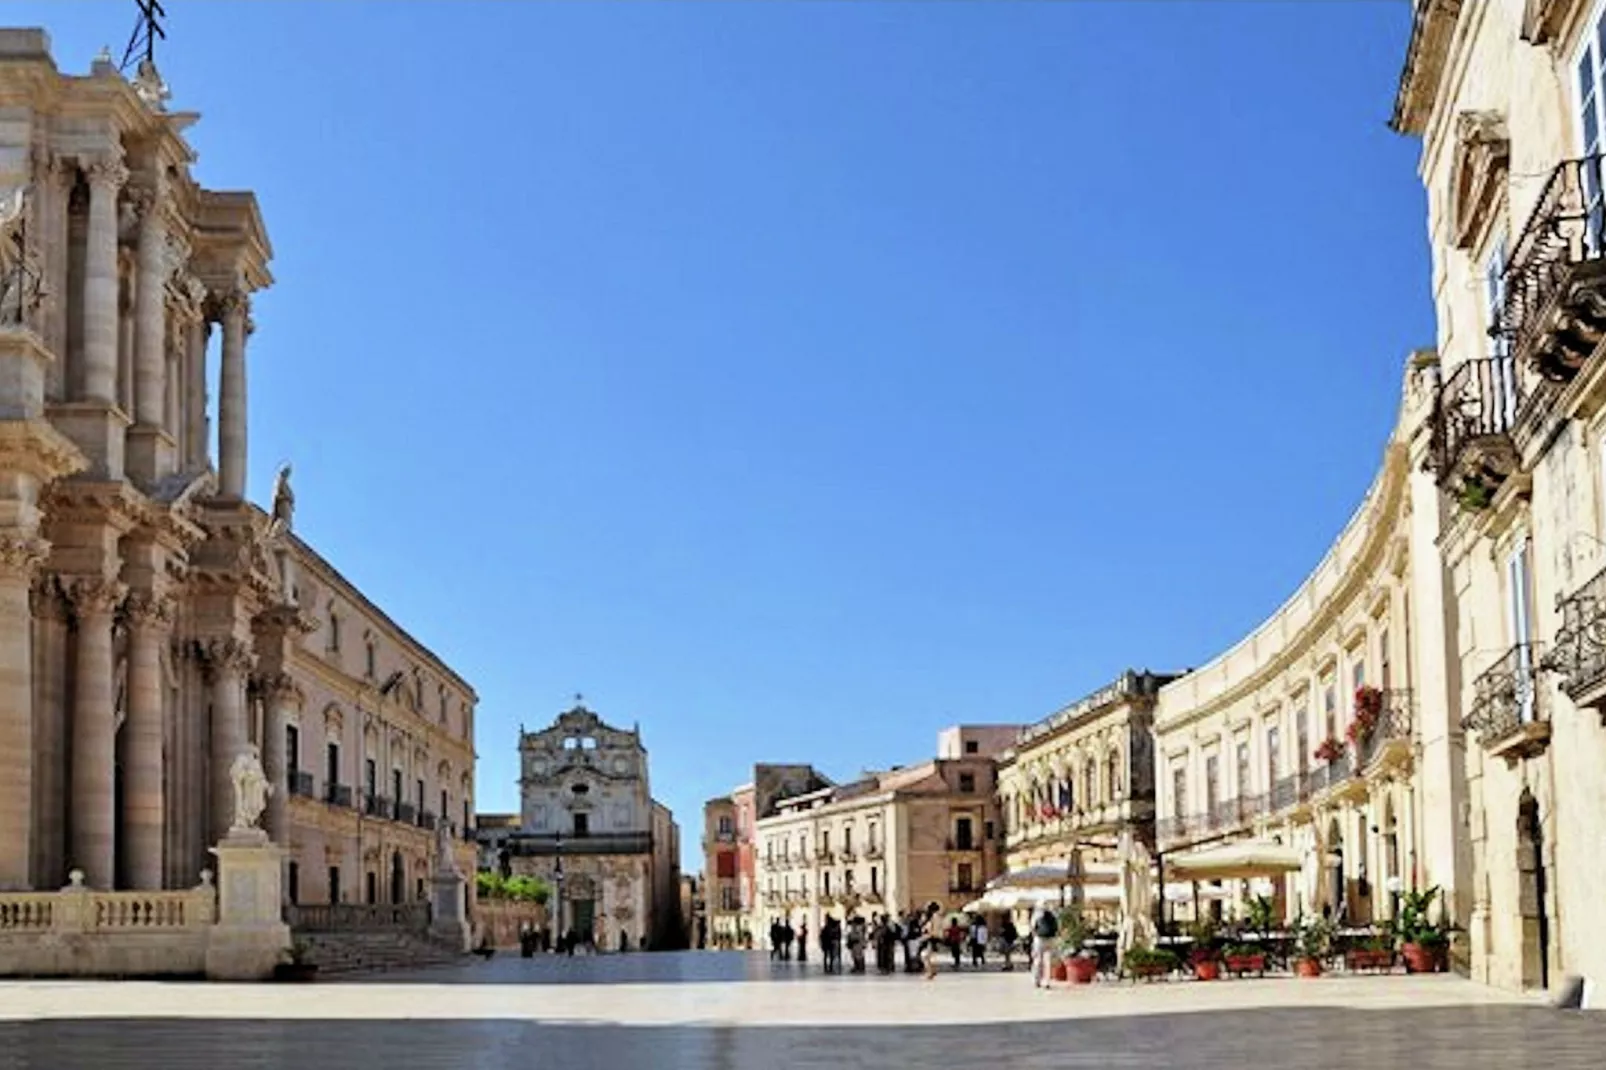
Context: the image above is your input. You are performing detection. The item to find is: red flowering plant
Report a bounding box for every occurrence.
[1348,685,1384,745]
[1313,737,1345,763]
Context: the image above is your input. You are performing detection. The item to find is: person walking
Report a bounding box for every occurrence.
[846,914,868,973]
[1000,916,1019,972]
[796,919,809,964]
[970,916,989,968]
[921,904,945,980]
[1030,906,1059,989]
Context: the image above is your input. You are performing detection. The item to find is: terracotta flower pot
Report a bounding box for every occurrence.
[1225,954,1266,975]
[1294,957,1323,978]
[1050,958,1069,983]
[1193,959,1221,981]
[1066,956,1098,984]
[1401,943,1440,974]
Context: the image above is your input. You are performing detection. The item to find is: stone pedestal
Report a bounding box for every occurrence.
[431,869,472,952]
[205,828,290,981]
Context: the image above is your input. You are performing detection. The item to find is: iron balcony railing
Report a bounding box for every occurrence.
[1431,357,1523,493]
[1464,642,1547,750]
[503,832,652,856]
[944,838,978,852]
[418,810,437,831]
[395,801,417,825]
[1549,566,1606,700]
[365,794,393,819]
[1352,688,1416,768]
[325,783,353,809]
[1270,772,1309,812]
[289,770,316,799]
[1497,154,1606,383]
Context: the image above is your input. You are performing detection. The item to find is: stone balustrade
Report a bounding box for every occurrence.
[0,869,221,976]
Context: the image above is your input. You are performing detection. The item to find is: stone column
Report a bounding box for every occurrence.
[0,535,45,890]
[80,155,125,405]
[30,575,70,889]
[216,291,247,499]
[69,576,125,889]
[185,310,208,470]
[208,638,253,844]
[259,671,298,846]
[122,591,172,889]
[132,191,167,426]
[35,150,73,387]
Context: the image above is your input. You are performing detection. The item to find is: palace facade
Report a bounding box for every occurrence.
[0,28,477,922]
[1389,0,1606,992]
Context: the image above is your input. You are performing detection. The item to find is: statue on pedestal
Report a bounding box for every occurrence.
[229,746,272,833]
[270,464,294,532]
[264,464,298,605]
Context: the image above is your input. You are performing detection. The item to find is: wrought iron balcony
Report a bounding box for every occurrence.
[395,801,417,825]
[418,810,437,831]
[289,770,316,799]
[1497,155,1606,384]
[1431,357,1524,504]
[945,838,978,853]
[863,844,884,860]
[325,783,353,809]
[1269,772,1310,812]
[1548,566,1606,706]
[1464,642,1550,763]
[365,794,393,819]
[1352,688,1416,769]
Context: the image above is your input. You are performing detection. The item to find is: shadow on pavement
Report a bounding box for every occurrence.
[0,1004,1601,1070]
[356,949,1010,985]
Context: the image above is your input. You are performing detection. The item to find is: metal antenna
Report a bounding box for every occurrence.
[119,0,167,73]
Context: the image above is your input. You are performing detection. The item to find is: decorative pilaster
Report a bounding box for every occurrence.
[29,573,70,888]
[0,534,46,890]
[122,589,173,889]
[80,155,126,406]
[184,278,208,470]
[68,575,125,889]
[207,637,254,845]
[215,290,247,498]
[127,186,181,483]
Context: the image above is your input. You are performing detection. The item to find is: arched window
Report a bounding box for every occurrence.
[1107,749,1122,800]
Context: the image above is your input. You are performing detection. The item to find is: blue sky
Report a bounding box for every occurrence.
[28,1,1429,872]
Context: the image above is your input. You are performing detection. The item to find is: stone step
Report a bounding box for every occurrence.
[294,929,464,977]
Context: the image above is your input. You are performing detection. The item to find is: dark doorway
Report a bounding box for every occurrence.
[1517,790,1550,989]
[328,866,341,905]
[573,811,590,838]
[390,850,405,904]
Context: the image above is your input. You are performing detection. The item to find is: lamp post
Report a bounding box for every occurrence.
[554,831,566,946]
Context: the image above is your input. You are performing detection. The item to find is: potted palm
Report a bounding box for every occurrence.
[1056,908,1097,984]
[1394,888,1449,973]
[1292,914,1333,978]
[1188,917,1222,981]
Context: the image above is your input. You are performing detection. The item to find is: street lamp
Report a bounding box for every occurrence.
[553,831,566,944]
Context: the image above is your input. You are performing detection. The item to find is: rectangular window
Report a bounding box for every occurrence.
[958,772,977,794]
[574,812,590,837]
[441,789,449,824]
[1204,754,1220,816]
[821,831,831,856]
[1380,628,1392,692]
[843,826,853,853]
[326,743,340,792]
[956,862,974,892]
[965,739,979,754]
[1323,683,1337,742]
[391,768,403,806]
[416,778,425,811]
[955,816,974,851]
[1267,725,1281,784]
[718,816,733,836]
[871,866,879,894]
[1296,709,1310,772]
[1509,537,1537,723]
[1235,740,1251,797]
[287,861,299,905]
[286,725,300,782]
[1351,656,1366,695]
[364,758,376,799]
[328,866,341,905]
[365,871,377,905]
[1578,23,1606,250]
[1171,765,1187,820]
[823,871,831,896]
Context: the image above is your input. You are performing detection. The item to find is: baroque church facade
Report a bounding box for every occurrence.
[493,702,681,949]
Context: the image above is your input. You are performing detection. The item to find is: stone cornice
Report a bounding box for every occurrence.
[42,479,144,532]
[289,646,473,766]
[1390,0,1464,137]
[0,419,87,485]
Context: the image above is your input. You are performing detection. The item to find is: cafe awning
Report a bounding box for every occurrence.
[986,860,1121,890]
[1165,840,1302,883]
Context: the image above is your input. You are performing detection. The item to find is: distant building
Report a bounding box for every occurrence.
[477,701,681,950]
[704,764,829,948]
[749,727,1016,945]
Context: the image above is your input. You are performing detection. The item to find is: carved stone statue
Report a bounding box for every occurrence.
[434,820,461,876]
[229,746,272,832]
[270,464,295,532]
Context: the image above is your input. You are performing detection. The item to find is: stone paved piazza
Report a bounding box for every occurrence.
[0,954,1600,1068]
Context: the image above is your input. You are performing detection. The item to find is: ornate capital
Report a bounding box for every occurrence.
[124,185,157,218]
[256,671,303,707]
[122,589,175,631]
[161,231,190,279]
[210,289,249,321]
[204,636,256,675]
[29,574,69,621]
[83,155,128,192]
[0,534,48,579]
[67,576,127,618]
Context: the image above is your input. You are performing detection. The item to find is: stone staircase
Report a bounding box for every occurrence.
[295,929,464,977]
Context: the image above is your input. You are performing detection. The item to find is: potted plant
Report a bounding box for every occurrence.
[1124,944,1178,981]
[1188,917,1222,981]
[1056,908,1098,984]
[273,938,319,982]
[1457,478,1493,512]
[1344,932,1395,973]
[1348,685,1383,746]
[1313,737,1345,763]
[1291,914,1333,978]
[1223,942,1267,976]
[1394,887,1449,973]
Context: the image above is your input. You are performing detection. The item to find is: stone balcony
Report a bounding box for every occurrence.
[1548,566,1606,711]
[1431,357,1525,507]
[1497,155,1606,385]
[1464,642,1550,765]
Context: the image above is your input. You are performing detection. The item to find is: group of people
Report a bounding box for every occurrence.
[769,905,1026,979]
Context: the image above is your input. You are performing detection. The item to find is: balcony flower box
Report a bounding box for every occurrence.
[1123,946,1177,981]
[1313,737,1345,763]
[1223,947,1267,977]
